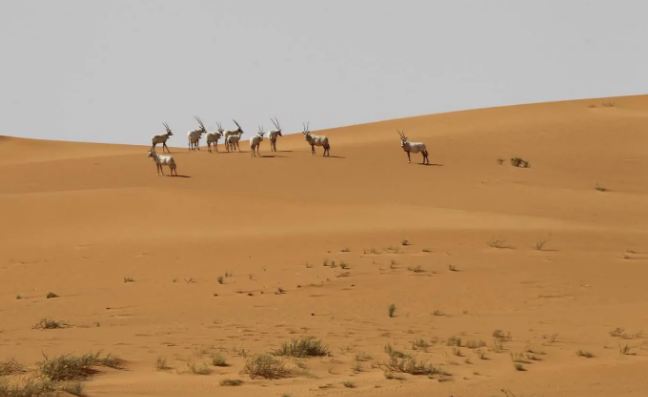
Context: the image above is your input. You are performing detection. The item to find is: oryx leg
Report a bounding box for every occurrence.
[406,151,411,163]
[163,142,170,153]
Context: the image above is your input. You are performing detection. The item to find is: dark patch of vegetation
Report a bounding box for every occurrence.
[510,157,530,168]
[244,354,289,379]
[275,336,329,357]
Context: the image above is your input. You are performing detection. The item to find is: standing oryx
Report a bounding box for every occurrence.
[250,125,265,157]
[224,120,244,152]
[151,122,173,153]
[302,122,330,157]
[187,117,207,151]
[398,130,429,164]
[267,117,283,152]
[206,122,224,152]
[147,150,177,176]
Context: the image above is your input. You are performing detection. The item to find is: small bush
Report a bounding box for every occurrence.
[401,240,410,246]
[510,157,530,168]
[275,336,329,357]
[123,277,135,283]
[514,362,526,371]
[217,276,224,284]
[407,265,425,273]
[411,339,431,351]
[0,359,25,376]
[45,292,59,299]
[244,354,289,379]
[187,362,211,375]
[39,352,123,381]
[220,378,243,386]
[388,304,396,318]
[577,350,594,358]
[342,381,356,388]
[0,377,56,397]
[155,356,170,370]
[211,353,228,367]
[488,240,512,249]
[33,318,67,330]
[595,183,608,192]
[493,329,512,342]
[61,381,85,396]
[534,240,548,251]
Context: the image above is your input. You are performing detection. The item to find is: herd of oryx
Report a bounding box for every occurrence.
[147,117,429,176]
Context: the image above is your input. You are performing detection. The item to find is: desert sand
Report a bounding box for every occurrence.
[1,95,648,396]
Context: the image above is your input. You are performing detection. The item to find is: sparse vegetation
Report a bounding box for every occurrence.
[407,265,425,273]
[388,304,397,318]
[0,359,25,376]
[384,347,449,378]
[488,240,513,249]
[33,318,67,330]
[45,292,59,299]
[0,377,56,397]
[217,276,224,284]
[211,353,228,367]
[401,239,410,246]
[40,352,123,381]
[15,294,22,300]
[514,362,527,371]
[577,350,594,358]
[411,339,431,351]
[493,329,512,342]
[275,336,329,357]
[448,264,459,272]
[619,344,636,356]
[595,183,608,192]
[610,327,641,339]
[155,356,170,370]
[534,240,548,251]
[61,381,85,396]
[220,378,243,386]
[187,362,212,375]
[123,276,135,283]
[342,381,356,388]
[432,309,446,317]
[340,247,351,253]
[243,354,289,379]
[510,157,530,168]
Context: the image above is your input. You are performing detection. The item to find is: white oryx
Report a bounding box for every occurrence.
[398,130,429,164]
[250,125,265,157]
[147,150,177,176]
[224,120,244,152]
[187,117,207,151]
[302,122,330,157]
[206,122,224,152]
[151,122,173,153]
[267,117,283,152]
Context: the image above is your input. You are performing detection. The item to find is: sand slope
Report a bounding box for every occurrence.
[1,96,648,396]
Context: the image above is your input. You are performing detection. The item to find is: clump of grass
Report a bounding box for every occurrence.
[411,339,431,351]
[514,362,527,371]
[448,264,459,272]
[187,362,212,375]
[493,329,512,342]
[0,359,25,376]
[576,350,594,358]
[421,248,432,253]
[619,344,636,356]
[388,304,397,318]
[355,352,372,362]
[0,377,56,397]
[15,294,22,300]
[243,354,289,379]
[40,352,123,381]
[155,356,170,370]
[123,276,135,283]
[342,381,356,388]
[595,183,608,192]
[510,157,530,168]
[61,381,85,396]
[45,292,59,299]
[496,158,505,165]
[401,239,411,246]
[432,309,446,317]
[534,240,548,251]
[609,327,641,339]
[339,262,350,270]
[340,247,351,253]
[275,336,329,357]
[488,240,513,249]
[465,340,487,349]
[407,265,425,273]
[211,353,228,367]
[446,336,462,347]
[33,318,67,330]
[217,276,225,284]
[384,352,449,378]
[220,378,243,386]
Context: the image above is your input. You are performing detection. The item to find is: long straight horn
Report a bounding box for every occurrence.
[163,122,171,133]
[195,116,205,131]
[216,121,222,130]
[233,119,241,130]
[271,117,280,130]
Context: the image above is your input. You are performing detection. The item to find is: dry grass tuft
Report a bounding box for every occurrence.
[243,354,290,379]
[220,378,244,386]
[275,336,329,357]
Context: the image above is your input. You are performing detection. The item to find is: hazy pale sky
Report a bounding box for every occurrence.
[1,0,646,144]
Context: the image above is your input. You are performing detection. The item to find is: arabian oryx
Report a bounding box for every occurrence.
[151,122,173,153]
[187,117,207,151]
[147,150,177,176]
[224,120,244,152]
[206,122,224,152]
[398,130,429,164]
[302,122,330,157]
[250,125,265,157]
[268,117,283,152]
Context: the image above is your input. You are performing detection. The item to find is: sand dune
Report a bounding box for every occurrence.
[1,95,648,396]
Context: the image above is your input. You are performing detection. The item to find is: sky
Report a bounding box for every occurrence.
[1,0,647,144]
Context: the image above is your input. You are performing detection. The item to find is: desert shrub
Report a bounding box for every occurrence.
[33,319,67,330]
[275,337,328,357]
[0,359,25,376]
[576,350,594,358]
[243,354,289,379]
[388,304,397,318]
[0,377,56,397]
[40,352,123,381]
[211,353,228,367]
[510,157,530,168]
[220,378,243,386]
[45,292,59,299]
[187,362,211,375]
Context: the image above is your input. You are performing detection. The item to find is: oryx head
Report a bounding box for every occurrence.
[216,121,224,135]
[232,119,243,134]
[302,122,311,138]
[257,125,266,138]
[163,122,173,136]
[194,116,207,135]
[270,117,282,136]
[147,150,156,158]
[398,130,409,147]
